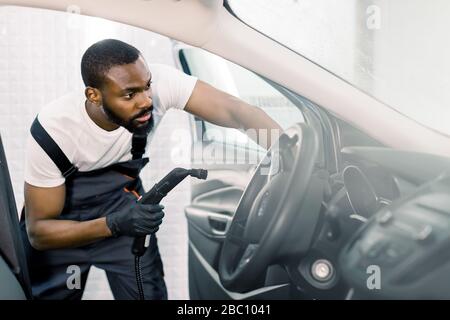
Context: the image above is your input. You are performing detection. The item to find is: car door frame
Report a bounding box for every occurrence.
[0,135,32,299]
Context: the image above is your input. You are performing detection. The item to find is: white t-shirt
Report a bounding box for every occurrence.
[25,64,197,188]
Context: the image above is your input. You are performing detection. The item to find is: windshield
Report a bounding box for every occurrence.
[228,0,450,136]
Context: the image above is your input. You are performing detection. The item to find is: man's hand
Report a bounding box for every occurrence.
[106,203,165,237]
[185,80,283,149]
[25,182,165,249]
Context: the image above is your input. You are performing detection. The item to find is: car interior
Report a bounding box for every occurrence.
[1,0,450,300]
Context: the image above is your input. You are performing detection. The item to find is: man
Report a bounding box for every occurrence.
[21,39,281,300]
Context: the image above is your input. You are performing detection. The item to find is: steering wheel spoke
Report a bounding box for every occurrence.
[227,233,249,248]
[226,218,249,246]
[235,244,259,273]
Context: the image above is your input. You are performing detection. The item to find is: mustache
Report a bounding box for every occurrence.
[132,107,152,120]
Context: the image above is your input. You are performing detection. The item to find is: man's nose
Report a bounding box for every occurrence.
[137,91,152,109]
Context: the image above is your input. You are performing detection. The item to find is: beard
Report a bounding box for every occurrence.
[102,100,154,134]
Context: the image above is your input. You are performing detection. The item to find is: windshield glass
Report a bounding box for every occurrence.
[228,0,450,136]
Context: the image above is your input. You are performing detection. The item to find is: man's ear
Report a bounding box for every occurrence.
[85,87,102,107]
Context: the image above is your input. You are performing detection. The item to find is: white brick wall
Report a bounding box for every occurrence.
[0,6,192,299]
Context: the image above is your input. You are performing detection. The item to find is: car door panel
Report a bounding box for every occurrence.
[186,137,265,298]
[188,239,291,300]
[186,145,256,298]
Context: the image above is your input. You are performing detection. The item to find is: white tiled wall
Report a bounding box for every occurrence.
[0,6,192,299]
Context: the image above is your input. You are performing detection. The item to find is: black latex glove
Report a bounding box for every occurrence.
[106,202,165,237]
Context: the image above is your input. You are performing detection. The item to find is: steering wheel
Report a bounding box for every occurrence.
[218,123,324,293]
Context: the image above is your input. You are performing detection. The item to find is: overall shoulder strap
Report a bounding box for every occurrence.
[30,117,78,179]
[131,126,149,160]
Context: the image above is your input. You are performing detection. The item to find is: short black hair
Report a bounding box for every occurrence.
[81,39,141,88]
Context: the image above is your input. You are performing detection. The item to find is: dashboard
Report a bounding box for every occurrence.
[286,146,450,299]
[343,164,400,221]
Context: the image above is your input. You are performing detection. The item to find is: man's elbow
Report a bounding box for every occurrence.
[28,236,46,251]
[26,221,48,251]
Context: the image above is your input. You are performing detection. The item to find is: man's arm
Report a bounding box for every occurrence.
[184,80,283,149]
[24,182,112,250]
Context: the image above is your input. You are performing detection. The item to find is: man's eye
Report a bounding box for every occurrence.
[125,92,135,99]
[146,81,152,89]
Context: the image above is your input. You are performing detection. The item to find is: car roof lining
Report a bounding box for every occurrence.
[1,0,450,157]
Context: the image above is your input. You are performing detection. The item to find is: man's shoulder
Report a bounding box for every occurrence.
[25,92,84,187]
[148,63,197,110]
[149,63,187,81]
[33,92,86,155]
[37,92,85,132]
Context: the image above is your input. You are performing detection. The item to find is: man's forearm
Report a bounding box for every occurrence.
[27,217,112,250]
[234,102,282,149]
[184,81,283,148]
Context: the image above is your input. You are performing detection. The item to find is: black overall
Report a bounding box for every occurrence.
[19,118,167,300]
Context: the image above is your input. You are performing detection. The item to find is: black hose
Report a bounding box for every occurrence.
[132,167,208,300]
[135,255,145,300]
